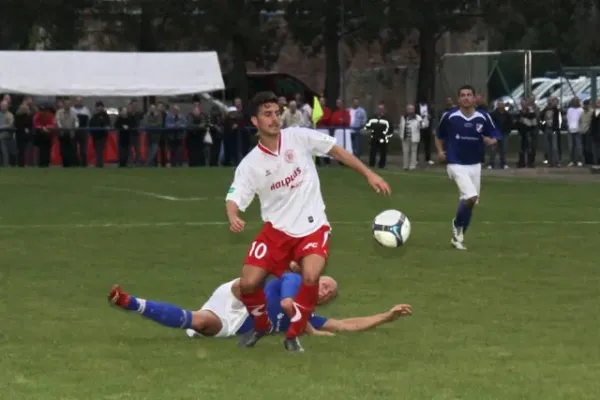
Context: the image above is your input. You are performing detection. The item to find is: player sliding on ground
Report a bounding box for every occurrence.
[108,274,412,338]
[225,91,392,352]
[435,85,500,251]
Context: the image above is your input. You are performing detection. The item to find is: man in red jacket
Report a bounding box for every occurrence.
[330,99,351,127]
[33,104,56,167]
[330,99,352,155]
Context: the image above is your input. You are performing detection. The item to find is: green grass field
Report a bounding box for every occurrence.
[1,167,600,400]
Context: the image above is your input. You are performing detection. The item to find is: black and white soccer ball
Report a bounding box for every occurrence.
[372,209,411,248]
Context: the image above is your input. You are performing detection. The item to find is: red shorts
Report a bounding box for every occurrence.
[243,223,331,277]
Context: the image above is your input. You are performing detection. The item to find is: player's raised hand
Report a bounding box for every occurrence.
[367,172,392,195]
[228,216,246,233]
[389,304,412,320]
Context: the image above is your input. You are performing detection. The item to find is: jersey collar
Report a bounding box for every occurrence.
[257,133,282,156]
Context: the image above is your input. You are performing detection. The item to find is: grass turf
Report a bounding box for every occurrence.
[1,168,600,400]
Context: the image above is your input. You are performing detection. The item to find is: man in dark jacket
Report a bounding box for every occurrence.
[364,102,392,168]
[89,101,111,168]
[489,100,512,169]
[540,97,562,168]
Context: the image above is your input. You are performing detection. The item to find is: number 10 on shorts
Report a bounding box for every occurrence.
[249,241,268,259]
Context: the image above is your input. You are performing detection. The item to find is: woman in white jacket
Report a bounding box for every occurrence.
[399,104,423,170]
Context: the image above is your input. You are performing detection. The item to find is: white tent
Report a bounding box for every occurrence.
[0,51,224,96]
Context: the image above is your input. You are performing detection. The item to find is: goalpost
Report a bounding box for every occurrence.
[436,50,566,108]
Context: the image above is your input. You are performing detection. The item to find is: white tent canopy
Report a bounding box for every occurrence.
[0,51,225,96]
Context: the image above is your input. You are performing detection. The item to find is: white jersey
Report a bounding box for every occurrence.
[225,127,336,237]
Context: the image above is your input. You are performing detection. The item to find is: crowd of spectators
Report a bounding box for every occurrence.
[2,90,599,169]
[481,95,600,168]
[0,94,258,168]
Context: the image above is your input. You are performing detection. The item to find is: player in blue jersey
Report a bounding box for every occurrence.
[108,274,412,344]
[435,85,500,250]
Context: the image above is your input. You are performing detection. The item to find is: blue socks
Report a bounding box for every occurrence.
[455,200,473,232]
[127,296,193,329]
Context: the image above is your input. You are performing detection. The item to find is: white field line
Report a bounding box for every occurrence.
[0,220,599,230]
[94,186,209,201]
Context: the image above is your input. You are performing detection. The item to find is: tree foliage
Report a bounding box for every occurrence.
[0,0,94,50]
[87,0,286,103]
[484,0,600,66]
[284,0,381,106]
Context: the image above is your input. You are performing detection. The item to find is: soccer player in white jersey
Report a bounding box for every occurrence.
[435,85,500,251]
[225,91,391,352]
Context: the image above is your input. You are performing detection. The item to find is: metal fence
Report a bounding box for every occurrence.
[343,50,570,120]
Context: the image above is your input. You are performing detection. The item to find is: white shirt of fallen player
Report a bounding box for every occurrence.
[226,127,336,237]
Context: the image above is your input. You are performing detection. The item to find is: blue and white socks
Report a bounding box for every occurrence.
[454,200,473,232]
[127,297,193,329]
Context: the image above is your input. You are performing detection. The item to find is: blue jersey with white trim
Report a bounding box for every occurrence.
[236,273,328,334]
[436,107,501,165]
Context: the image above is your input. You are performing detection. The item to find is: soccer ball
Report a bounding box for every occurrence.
[372,209,411,248]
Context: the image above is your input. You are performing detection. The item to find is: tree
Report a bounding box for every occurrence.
[382,0,481,104]
[485,0,600,66]
[90,0,285,104]
[284,0,380,107]
[0,0,95,50]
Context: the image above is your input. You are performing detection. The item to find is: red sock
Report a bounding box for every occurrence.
[240,290,271,332]
[286,282,318,339]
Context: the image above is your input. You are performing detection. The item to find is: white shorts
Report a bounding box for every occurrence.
[447,163,481,200]
[189,279,249,338]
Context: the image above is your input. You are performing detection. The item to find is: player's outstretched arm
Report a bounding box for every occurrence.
[327,145,391,195]
[313,304,412,334]
[226,200,245,233]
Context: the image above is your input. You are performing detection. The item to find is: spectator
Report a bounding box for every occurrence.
[315,95,332,166]
[278,96,287,113]
[416,97,433,165]
[143,104,164,167]
[115,107,135,167]
[156,102,168,167]
[330,98,351,154]
[540,96,562,168]
[89,101,111,168]
[475,93,488,111]
[14,102,34,167]
[165,105,187,167]
[348,97,367,157]
[0,100,15,167]
[566,97,584,167]
[295,93,312,122]
[489,100,512,169]
[579,99,594,165]
[187,105,208,167]
[71,96,91,167]
[399,104,422,171]
[233,97,252,157]
[365,102,391,169]
[517,98,538,168]
[281,100,308,128]
[33,104,56,167]
[444,97,455,111]
[55,99,78,167]
[129,99,144,165]
[222,106,239,166]
[591,99,600,165]
[208,105,224,166]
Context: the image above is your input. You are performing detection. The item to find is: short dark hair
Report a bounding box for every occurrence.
[457,85,475,96]
[249,91,278,116]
